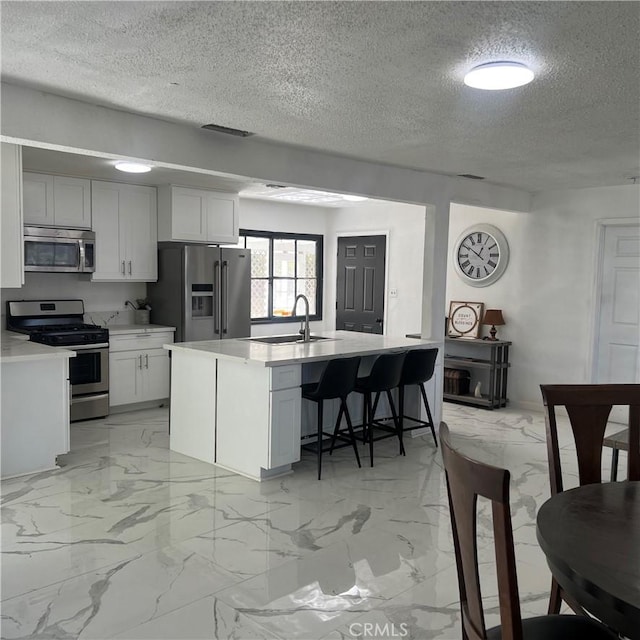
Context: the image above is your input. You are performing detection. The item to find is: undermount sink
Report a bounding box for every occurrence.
[246,334,332,345]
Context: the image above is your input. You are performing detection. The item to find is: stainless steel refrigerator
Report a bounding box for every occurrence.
[147,244,251,342]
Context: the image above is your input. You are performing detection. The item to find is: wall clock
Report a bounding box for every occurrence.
[453,224,509,287]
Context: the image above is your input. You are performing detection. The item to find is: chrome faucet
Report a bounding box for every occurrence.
[292,294,311,342]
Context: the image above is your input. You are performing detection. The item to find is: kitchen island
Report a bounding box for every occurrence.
[1,332,75,478]
[165,331,440,481]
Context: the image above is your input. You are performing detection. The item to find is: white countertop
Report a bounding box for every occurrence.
[0,331,76,363]
[108,324,176,335]
[165,331,441,367]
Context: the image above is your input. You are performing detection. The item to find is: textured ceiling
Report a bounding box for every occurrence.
[2,1,640,193]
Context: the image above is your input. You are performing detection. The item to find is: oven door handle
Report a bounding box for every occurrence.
[69,343,109,351]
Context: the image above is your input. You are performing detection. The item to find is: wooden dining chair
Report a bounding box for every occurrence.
[539,383,640,614]
[439,422,617,640]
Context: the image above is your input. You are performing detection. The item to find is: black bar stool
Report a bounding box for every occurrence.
[398,348,439,448]
[354,351,407,467]
[301,356,362,480]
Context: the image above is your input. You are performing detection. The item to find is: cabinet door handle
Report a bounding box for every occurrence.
[121,261,126,275]
[213,261,221,335]
[222,260,229,334]
[145,353,149,369]
[138,354,143,369]
[128,260,132,275]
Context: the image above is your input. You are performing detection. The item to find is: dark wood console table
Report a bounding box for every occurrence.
[443,337,511,409]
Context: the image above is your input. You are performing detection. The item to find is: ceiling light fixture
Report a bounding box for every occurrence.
[464,62,534,90]
[114,162,152,173]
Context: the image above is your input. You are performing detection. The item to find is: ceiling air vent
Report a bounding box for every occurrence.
[201,123,254,137]
[265,184,287,189]
[457,173,485,180]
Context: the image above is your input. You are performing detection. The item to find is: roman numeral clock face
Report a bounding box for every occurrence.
[453,224,509,287]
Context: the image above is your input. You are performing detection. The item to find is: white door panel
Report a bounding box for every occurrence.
[53,176,91,228]
[142,349,170,401]
[109,351,141,406]
[595,223,640,422]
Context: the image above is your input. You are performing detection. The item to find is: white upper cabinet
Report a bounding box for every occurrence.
[23,172,53,225]
[91,181,157,282]
[23,172,91,228]
[1,143,24,288]
[51,176,91,228]
[157,185,239,244]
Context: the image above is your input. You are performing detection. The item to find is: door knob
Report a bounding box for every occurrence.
[376,318,383,323]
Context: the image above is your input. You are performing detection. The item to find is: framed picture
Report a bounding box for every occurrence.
[448,301,484,338]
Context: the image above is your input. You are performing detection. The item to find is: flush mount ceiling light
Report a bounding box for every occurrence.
[464,62,534,90]
[269,190,368,205]
[114,161,152,173]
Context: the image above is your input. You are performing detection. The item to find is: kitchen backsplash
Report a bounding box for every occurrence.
[1,272,147,329]
[84,309,139,326]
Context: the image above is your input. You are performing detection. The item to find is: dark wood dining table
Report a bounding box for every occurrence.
[536,481,640,640]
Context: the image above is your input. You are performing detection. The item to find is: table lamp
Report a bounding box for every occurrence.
[482,309,505,341]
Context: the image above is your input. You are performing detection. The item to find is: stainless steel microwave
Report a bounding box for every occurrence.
[24,226,96,273]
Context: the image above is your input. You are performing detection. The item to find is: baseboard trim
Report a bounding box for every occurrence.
[108,399,169,414]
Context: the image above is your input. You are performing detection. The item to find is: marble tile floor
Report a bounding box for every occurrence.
[1,403,622,639]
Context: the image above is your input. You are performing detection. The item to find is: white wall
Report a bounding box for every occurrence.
[240,198,330,237]
[326,199,426,338]
[447,185,640,410]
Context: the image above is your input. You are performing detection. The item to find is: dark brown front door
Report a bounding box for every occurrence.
[336,235,386,333]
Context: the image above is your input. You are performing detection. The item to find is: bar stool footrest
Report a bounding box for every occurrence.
[401,414,436,432]
[367,419,403,443]
[302,432,359,454]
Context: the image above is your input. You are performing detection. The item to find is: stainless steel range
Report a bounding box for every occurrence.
[7,300,109,421]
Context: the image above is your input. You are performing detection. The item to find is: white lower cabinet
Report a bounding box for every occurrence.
[215,360,301,479]
[269,387,302,468]
[110,351,141,406]
[167,350,302,480]
[1,355,70,478]
[109,332,173,407]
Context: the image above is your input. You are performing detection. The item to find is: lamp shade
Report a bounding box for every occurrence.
[483,309,505,326]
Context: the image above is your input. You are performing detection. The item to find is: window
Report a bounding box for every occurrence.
[235,230,323,323]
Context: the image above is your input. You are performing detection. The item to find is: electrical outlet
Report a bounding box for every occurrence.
[389,288,398,298]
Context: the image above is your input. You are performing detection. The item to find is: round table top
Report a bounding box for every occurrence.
[536,481,640,638]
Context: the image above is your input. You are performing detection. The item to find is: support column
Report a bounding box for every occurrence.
[420,197,451,427]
